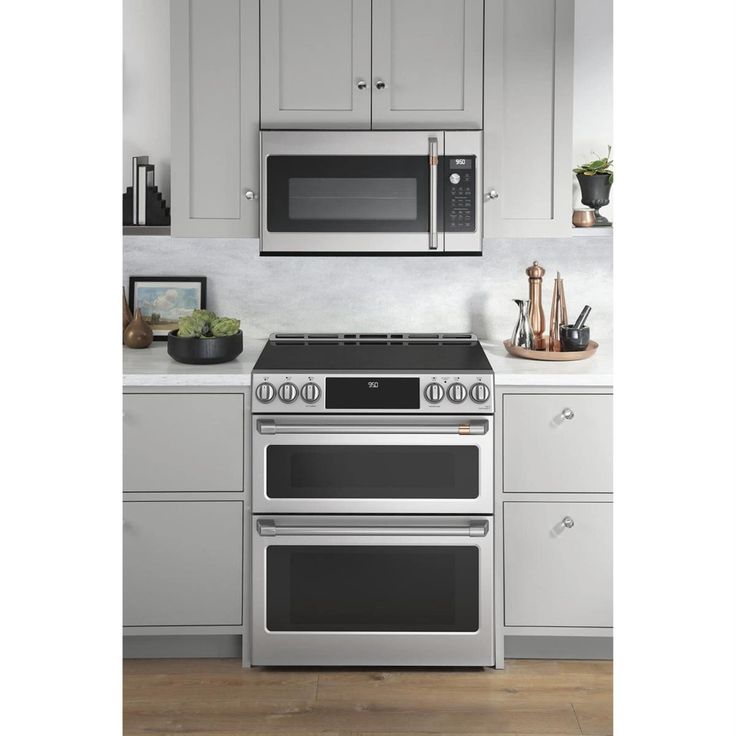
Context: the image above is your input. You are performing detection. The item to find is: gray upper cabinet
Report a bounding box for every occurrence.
[371,0,484,129]
[260,0,372,129]
[171,0,259,237]
[483,0,574,236]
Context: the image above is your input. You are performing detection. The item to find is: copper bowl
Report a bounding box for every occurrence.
[572,209,596,228]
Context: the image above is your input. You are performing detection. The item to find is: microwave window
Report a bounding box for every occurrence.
[288,178,417,221]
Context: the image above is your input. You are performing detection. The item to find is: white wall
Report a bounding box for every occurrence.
[123,0,170,204]
[573,0,614,219]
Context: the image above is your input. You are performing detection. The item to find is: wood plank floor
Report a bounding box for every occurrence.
[124,659,612,736]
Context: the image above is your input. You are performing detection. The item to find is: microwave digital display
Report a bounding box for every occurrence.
[325,377,420,409]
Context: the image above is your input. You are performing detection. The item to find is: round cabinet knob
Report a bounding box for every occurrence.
[255,382,275,403]
[301,382,321,404]
[485,190,499,200]
[562,516,575,529]
[561,407,575,420]
[449,173,461,185]
[470,382,490,404]
[356,79,367,90]
[243,190,258,200]
[424,382,445,404]
[375,80,386,90]
[278,382,298,403]
[447,383,467,403]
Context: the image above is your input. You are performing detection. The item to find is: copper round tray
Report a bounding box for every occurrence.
[503,339,599,361]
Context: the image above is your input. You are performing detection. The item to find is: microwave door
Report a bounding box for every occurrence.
[261,131,445,254]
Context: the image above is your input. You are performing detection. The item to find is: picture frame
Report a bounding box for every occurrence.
[128,276,207,341]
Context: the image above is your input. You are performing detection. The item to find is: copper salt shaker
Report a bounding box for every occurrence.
[526,261,546,349]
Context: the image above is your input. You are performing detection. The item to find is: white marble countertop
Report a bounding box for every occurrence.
[123,339,612,388]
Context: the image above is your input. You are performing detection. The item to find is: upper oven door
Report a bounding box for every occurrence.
[251,415,493,514]
[261,130,445,254]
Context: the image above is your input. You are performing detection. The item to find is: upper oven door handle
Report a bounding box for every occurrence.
[257,519,489,538]
[256,419,488,436]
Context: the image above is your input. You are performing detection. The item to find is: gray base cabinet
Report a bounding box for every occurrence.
[504,501,613,627]
[483,0,574,236]
[123,501,243,627]
[171,0,260,237]
[123,393,244,492]
[494,385,613,667]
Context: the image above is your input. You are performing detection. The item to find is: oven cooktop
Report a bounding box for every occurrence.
[253,333,493,374]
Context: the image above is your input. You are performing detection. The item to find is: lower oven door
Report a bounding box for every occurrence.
[252,415,493,514]
[251,515,494,666]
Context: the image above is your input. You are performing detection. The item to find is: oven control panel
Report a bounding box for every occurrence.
[443,155,476,232]
[252,373,494,414]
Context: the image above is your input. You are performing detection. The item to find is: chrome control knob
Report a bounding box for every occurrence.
[470,382,490,404]
[278,382,298,403]
[255,382,275,403]
[424,382,445,403]
[449,173,461,184]
[447,382,467,403]
[301,382,321,404]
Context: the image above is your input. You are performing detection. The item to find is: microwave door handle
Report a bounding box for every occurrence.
[257,520,489,538]
[428,136,439,250]
[257,420,488,435]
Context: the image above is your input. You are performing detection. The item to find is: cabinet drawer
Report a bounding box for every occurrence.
[504,502,612,627]
[503,393,612,493]
[123,394,244,492]
[123,501,243,627]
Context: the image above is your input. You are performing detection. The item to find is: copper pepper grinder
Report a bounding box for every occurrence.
[526,261,546,349]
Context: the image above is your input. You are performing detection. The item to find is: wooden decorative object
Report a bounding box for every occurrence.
[124,308,154,349]
[504,339,598,361]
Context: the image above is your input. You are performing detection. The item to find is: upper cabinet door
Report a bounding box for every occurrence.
[371,0,484,130]
[260,0,372,129]
[483,0,574,237]
[171,0,259,237]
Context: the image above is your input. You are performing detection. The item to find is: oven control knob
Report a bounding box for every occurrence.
[447,382,467,403]
[301,382,321,404]
[424,382,445,403]
[278,382,298,403]
[255,382,275,403]
[470,382,490,404]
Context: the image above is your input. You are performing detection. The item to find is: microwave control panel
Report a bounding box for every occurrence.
[443,155,476,232]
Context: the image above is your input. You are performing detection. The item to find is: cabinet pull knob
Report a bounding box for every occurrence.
[562,516,575,528]
[243,190,258,200]
[375,80,386,90]
[561,407,575,420]
[485,190,499,200]
[356,79,367,90]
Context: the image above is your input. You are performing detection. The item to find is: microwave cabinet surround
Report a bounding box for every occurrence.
[260,0,484,130]
[260,130,482,254]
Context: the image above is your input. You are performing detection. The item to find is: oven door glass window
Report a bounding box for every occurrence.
[267,545,479,632]
[267,156,430,232]
[266,445,479,499]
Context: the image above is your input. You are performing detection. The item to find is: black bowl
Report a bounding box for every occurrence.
[167,330,243,364]
[560,325,590,352]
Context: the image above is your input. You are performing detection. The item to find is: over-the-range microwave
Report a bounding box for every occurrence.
[260,130,482,255]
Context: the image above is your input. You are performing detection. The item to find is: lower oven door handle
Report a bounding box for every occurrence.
[257,420,488,435]
[257,520,489,538]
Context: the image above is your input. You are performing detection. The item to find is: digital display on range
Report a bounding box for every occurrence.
[325,377,420,409]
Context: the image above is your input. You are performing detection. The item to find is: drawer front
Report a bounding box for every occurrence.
[504,502,612,627]
[503,393,612,492]
[123,394,244,492]
[123,501,243,627]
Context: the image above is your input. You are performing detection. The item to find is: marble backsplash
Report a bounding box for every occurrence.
[123,235,613,343]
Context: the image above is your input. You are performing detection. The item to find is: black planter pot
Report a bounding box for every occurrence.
[576,172,612,227]
[167,330,243,364]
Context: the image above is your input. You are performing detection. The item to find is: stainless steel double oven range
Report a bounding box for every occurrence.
[250,334,494,666]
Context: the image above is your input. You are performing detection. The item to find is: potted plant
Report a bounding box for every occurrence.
[574,146,613,226]
[167,309,243,364]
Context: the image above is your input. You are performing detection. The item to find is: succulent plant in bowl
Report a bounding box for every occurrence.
[168,309,243,364]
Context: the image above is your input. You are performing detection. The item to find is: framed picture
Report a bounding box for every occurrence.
[128,276,207,341]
